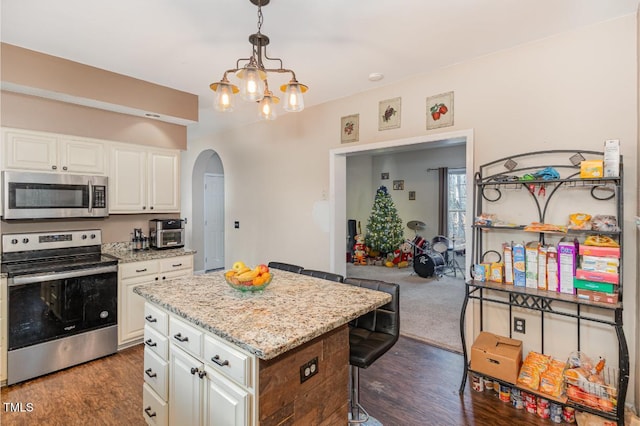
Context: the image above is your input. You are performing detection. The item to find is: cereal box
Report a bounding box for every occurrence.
[513,243,526,287]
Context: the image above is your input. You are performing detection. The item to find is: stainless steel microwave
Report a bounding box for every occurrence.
[2,171,108,219]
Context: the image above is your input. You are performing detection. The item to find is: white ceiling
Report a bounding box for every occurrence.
[1,0,638,133]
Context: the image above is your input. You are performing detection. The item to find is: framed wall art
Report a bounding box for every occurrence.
[381,172,389,180]
[409,191,416,200]
[392,180,404,190]
[341,114,359,143]
[378,97,401,130]
[426,91,454,130]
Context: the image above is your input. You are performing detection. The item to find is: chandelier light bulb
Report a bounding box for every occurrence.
[210,80,238,112]
[258,91,279,120]
[239,67,265,102]
[281,80,308,112]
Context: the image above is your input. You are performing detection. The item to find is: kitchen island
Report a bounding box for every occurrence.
[134,270,391,426]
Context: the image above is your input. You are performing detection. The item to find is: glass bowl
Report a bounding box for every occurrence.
[225,272,273,292]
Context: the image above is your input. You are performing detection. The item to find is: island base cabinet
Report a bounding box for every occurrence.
[143,383,168,426]
[258,325,349,426]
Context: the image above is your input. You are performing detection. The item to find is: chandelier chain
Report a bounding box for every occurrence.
[257,3,263,34]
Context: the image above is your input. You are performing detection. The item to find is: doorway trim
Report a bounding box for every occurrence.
[329,128,474,277]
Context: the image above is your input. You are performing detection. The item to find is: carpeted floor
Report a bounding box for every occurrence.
[346,258,465,353]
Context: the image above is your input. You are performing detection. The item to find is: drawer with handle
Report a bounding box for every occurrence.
[169,316,203,357]
[159,255,193,273]
[203,334,252,387]
[120,260,159,278]
[144,303,168,335]
[144,325,169,360]
[144,347,169,400]
[143,383,168,426]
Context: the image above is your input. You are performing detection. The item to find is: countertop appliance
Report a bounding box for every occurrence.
[2,170,108,219]
[149,218,184,249]
[1,229,118,385]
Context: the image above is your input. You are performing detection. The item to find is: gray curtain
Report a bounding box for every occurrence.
[438,167,448,236]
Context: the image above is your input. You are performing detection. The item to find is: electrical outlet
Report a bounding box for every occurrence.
[234,221,240,229]
[299,357,319,383]
[514,317,526,334]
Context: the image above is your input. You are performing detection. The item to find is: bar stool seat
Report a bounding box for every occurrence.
[343,278,400,424]
[300,269,344,282]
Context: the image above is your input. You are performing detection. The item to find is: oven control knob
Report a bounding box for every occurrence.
[81,234,87,240]
[90,234,96,239]
[11,238,18,245]
[22,238,29,244]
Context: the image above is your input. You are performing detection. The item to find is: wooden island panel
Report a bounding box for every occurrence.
[259,325,349,426]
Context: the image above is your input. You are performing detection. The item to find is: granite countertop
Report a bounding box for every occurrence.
[134,270,392,360]
[102,242,195,263]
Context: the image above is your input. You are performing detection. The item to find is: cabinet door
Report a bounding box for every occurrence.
[59,138,107,174]
[203,367,249,426]
[148,150,180,212]
[3,129,58,171]
[109,144,147,212]
[119,274,155,346]
[170,345,203,426]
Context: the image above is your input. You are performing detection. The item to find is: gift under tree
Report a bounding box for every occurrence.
[365,185,404,257]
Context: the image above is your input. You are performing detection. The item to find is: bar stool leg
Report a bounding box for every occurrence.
[349,365,369,424]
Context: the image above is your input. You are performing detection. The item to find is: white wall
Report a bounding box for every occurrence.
[183,15,638,406]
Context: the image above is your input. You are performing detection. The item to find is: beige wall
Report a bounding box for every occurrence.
[183,15,638,406]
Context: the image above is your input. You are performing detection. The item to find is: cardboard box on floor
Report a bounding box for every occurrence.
[470,331,523,384]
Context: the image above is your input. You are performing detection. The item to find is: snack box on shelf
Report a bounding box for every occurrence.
[580,160,603,178]
[558,242,577,295]
[573,278,617,294]
[580,255,619,274]
[513,244,526,287]
[575,269,619,285]
[578,245,620,258]
[576,289,619,304]
[470,332,523,385]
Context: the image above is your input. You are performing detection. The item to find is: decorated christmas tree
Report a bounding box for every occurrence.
[365,186,404,255]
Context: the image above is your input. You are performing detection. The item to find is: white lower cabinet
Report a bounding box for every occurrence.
[170,345,203,426]
[203,367,249,426]
[142,303,255,426]
[119,255,193,347]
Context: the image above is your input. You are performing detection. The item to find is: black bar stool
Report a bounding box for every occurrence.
[300,269,344,282]
[343,278,400,424]
[267,261,304,274]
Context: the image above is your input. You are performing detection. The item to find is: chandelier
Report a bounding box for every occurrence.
[209,0,308,120]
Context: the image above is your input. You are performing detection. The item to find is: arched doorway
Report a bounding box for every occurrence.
[191,149,224,273]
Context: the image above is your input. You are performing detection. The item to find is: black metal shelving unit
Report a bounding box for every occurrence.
[458,150,628,426]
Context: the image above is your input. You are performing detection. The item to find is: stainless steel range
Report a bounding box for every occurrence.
[1,229,118,385]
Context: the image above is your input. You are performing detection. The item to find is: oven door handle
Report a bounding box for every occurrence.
[9,264,118,286]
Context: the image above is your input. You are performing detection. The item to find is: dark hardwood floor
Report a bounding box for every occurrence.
[1,338,562,425]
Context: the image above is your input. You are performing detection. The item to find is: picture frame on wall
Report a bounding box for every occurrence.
[341,114,359,143]
[409,191,416,200]
[381,172,389,180]
[426,91,454,130]
[378,97,401,130]
[393,180,404,190]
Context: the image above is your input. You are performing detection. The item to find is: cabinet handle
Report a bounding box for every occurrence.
[150,206,154,210]
[145,368,157,378]
[136,268,148,273]
[145,315,157,323]
[162,276,166,280]
[144,339,157,347]
[143,206,146,210]
[198,370,207,379]
[172,263,183,267]
[155,277,159,281]
[144,407,157,418]
[174,333,189,342]
[211,355,229,367]
[190,367,198,375]
[52,165,57,170]
[63,166,68,171]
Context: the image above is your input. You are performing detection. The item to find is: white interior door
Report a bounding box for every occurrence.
[204,174,224,271]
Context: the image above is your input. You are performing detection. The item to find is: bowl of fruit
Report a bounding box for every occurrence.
[224,261,273,292]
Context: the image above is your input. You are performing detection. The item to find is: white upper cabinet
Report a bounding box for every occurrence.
[2,128,107,174]
[109,143,180,214]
